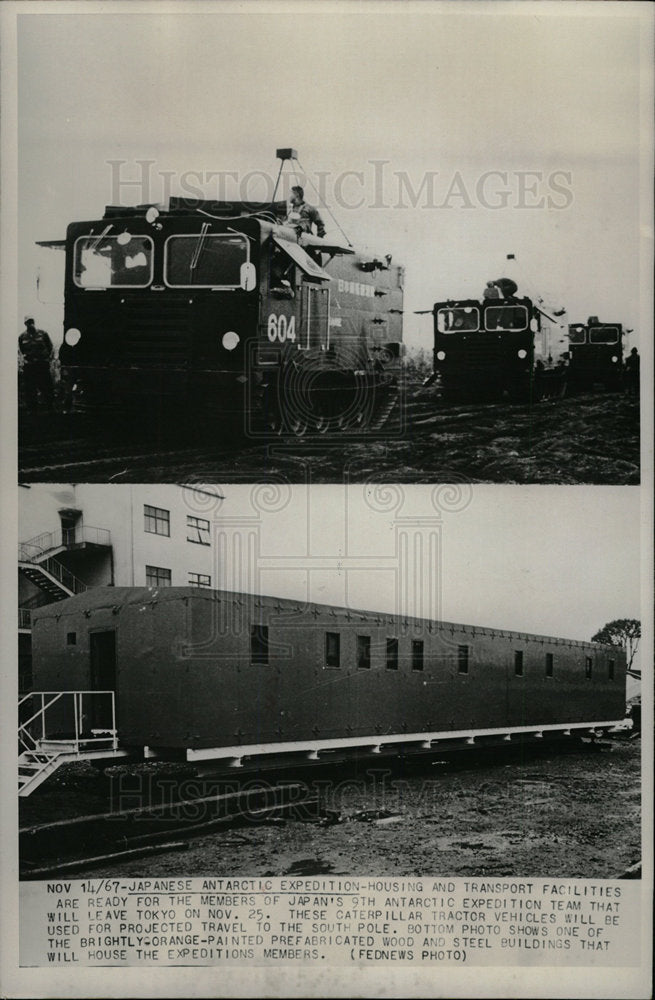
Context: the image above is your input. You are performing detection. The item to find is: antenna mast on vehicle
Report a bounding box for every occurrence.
[271,147,353,247]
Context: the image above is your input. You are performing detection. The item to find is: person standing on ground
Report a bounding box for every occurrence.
[624,347,639,397]
[18,316,54,411]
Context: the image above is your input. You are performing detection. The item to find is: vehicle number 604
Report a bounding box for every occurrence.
[267,313,296,343]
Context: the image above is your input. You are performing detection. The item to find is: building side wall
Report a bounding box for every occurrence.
[21,484,221,592]
[31,590,626,751]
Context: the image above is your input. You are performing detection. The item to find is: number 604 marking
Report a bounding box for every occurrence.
[267,313,296,343]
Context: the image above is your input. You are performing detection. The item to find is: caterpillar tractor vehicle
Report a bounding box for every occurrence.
[421,278,564,402]
[566,317,624,392]
[45,149,405,437]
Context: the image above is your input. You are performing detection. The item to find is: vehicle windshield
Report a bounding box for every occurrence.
[484,305,529,332]
[165,233,249,287]
[73,234,153,288]
[589,326,619,345]
[436,307,480,333]
[568,326,586,344]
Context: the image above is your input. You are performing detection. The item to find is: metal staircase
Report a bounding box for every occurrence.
[18,746,67,797]
[18,690,128,797]
[18,525,110,601]
[17,556,86,600]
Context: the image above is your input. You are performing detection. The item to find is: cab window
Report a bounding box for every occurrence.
[437,307,480,334]
[589,326,619,345]
[485,305,528,332]
[165,233,249,287]
[73,234,154,288]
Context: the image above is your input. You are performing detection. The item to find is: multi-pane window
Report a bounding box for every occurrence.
[514,650,524,676]
[357,635,371,669]
[585,656,593,679]
[146,565,171,587]
[144,504,170,536]
[251,625,269,665]
[457,644,469,674]
[188,572,211,588]
[386,637,399,671]
[608,658,615,680]
[545,652,554,677]
[325,632,341,668]
[412,639,424,671]
[187,515,210,545]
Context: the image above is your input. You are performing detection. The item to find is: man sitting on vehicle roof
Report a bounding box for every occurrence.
[285,185,326,239]
[483,277,518,300]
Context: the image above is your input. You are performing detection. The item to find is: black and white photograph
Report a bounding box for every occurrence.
[1,1,652,998]
[16,482,642,882]
[12,2,646,485]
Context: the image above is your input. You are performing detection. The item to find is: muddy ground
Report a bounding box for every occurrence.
[18,385,639,484]
[20,735,641,879]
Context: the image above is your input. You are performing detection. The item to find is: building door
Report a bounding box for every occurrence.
[59,509,82,548]
[89,630,117,731]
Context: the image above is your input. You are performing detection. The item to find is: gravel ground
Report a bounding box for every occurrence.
[20,736,641,880]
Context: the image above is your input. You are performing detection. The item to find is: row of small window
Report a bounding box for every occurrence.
[251,630,616,679]
[513,651,615,680]
[326,633,411,670]
[63,617,617,682]
[251,631,424,670]
[253,632,451,671]
[144,505,210,545]
[146,565,210,588]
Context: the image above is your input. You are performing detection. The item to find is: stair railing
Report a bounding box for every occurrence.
[18,555,88,595]
[18,691,66,743]
[18,690,118,755]
[38,558,88,594]
[19,525,111,562]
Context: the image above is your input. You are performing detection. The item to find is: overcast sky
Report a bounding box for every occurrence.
[14,2,649,350]
[217,483,641,645]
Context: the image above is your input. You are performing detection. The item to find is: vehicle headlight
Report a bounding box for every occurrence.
[64,328,81,346]
[611,356,618,363]
[222,331,240,351]
[436,350,446,361]
[517,348,527,359]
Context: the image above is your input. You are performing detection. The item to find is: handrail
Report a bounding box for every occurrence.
[19,726,40,754]
[18,554,88,595]
[18,690,118,754]
[19,529,57,556]
[18,692,66,732]
[22,689,116,695]
[39,557,88,594]
[19,525,111,562]
[18,725,61,770]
